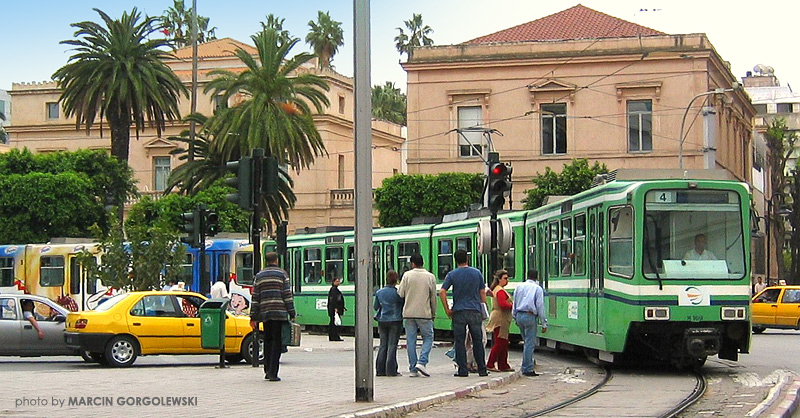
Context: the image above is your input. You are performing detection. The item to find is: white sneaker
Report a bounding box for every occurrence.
[415,364,430,377]
[408,370,419,377]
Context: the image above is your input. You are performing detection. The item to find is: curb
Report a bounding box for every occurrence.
[338,371,521,418]
[765,378,800,418]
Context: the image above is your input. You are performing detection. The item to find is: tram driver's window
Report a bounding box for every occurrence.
[608,206,633,278]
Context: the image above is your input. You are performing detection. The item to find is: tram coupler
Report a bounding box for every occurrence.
[684,327,720,357]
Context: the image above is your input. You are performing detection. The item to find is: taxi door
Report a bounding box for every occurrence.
[775,288,800,327]
[751,288,781,326]
[128,295,185,353]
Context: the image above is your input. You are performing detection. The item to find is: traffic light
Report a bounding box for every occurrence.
[179,209,201,248]
[488,161,512,212]
[205,211,220,237]
[226,156,253,210]
[262,156,279,196]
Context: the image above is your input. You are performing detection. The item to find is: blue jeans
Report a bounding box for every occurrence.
[516,312,538,374]
[376,321,403,376]
[452,310,486,375]
[405,318,434,371]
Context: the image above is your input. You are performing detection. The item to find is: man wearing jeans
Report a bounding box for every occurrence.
[397,253,437,377]
[440,249,488,377]
[513,270,548,376]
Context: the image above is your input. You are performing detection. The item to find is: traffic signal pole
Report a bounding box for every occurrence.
[199,204,209,295]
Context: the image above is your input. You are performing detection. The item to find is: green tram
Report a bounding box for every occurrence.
[271,172,752,367]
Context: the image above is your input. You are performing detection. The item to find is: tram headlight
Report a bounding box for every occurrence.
[644,307,670,320]
[721,307,746,320]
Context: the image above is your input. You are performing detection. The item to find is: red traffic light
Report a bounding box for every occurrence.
[491,163,507,176]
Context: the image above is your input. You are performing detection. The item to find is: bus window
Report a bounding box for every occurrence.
[217,253,231,284]
[0,257,13,287]
[326,246,344,283]
[502,232,516,279]
[548,221,559,278]
[235,252,253,286]
[180,253,194,286]
[69,258,81,295]
[573,214,586,276]
[438,239,453,281]
[40,256,65,287]
[608,206,633,278]
[397,242,419,276]
[347,247,356,283]
[304,248,322,284]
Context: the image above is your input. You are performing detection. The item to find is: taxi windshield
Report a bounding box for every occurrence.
[643,189,745,280]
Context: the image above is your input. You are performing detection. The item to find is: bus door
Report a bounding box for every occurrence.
[588,205,604,334]
[204,250,231,295]
[69,253,96,311]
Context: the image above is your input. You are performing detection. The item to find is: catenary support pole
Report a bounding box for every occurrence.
[353,0,374,402]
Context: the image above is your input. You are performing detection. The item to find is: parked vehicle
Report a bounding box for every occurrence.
[0,293,77,357]
[64,291,260,367]
[751,285,800,333]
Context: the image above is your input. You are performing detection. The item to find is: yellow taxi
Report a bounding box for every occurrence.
[64,291,259,367]
[751,286,800,333]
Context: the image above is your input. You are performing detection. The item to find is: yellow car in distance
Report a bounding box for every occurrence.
[65,291,260,367]
[751,286,800,334]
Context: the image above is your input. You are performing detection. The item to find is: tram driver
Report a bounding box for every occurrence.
[683,233,717,260]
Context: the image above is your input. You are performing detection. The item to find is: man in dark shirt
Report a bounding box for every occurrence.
[439,249,488,377]
[250,252,295,382]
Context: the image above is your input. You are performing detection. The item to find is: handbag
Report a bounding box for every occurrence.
[481,303,490,320]
[281,321,301,347]
[334,311,342,326]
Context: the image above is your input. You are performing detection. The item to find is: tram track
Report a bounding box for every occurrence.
[521,368,706,418]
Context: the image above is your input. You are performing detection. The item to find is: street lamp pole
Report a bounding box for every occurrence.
[678,86,739,170]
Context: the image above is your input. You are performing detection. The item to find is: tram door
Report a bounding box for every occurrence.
[588,205,604,334]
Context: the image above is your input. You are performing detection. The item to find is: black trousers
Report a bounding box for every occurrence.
[263,320,284,378]
[328,314,341,341]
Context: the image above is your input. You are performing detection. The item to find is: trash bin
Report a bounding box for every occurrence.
[200,298,230,349]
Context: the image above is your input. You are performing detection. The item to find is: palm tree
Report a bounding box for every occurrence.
[372,81,406,125]
[204,28,330,169]
[161,0,217,48]
[52,8,187,163]
[395,13,434,59]
[261,13,291,46]
[305,11,344,70]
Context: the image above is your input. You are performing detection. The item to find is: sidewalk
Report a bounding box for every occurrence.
[2,333,564,418]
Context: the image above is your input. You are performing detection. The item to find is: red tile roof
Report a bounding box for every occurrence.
[173,37,257,59]
[466,4,664,44]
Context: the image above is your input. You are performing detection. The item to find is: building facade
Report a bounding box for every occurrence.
[6,38,404,232]
[402,5,756,209]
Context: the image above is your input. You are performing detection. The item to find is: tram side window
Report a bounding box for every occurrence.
[397,242,419,276]
[40,256,65,287]
[385,245,394,275]
[526,227,536,274]
[438,239,454,281]
[548,221,559,278]
[573,214,586,276]
[501,232,516,279]
[326,246,344,284]
[292,251,302,290]
[608,206,634,278]
[0,257,13,287]
[347,247,356,283]
[235,252,253,286]
[560,218,573,275]
[372,245,382,291]
[456,237,472,260]
[304,248,322,284]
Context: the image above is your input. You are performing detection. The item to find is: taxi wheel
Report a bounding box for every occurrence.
[242,333,264,365]
[105,336,138,367]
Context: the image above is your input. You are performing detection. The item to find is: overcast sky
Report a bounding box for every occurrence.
[2,0,798,94]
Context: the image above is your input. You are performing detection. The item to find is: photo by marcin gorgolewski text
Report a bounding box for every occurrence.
[15,395,199,408]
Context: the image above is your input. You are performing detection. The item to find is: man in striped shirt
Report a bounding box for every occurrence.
[250,252,296,382]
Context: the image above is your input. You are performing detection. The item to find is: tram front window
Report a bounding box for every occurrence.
[643,190,745,280]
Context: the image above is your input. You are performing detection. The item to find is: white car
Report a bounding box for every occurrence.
[0,293,77,356]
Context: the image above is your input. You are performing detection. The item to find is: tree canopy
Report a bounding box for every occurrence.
[372,81,406,125]
[374,173,483,227]
[522,159,608,210]
[160,0,217,48]
[395,13,434,58]
[305,11,344,70]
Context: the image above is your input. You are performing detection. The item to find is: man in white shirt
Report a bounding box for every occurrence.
[684,234,717,260]
[211,279,229,299]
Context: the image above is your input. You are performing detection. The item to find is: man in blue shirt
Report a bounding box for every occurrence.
[513,270,548,376]
[439,249,488,377]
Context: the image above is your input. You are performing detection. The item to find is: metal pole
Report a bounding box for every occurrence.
[767,199,772,284]
[189,0,198,163]
[490,213,498,283]
[251,148,264,368]
[353,0,374,402]
[678,88,737,170]
[199,204,208,295]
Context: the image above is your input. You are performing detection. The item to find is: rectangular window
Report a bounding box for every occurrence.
[153,156,171,192]
[46,102,59,119]
[338,95,345,114]
[548,221,559,278]
[397,242,420,276]
[0,257,13,287]
[458,106,483,157]
[777,103,793,113]
[628,100,653,152]
[347,246,356,283]
[438,239,453,281]
[560,218,573,275]
[70,258,81,295]
[608,206,634,278]
[456,237,472,264]
[325,246,344,284]
[541,103,567,155]
[235,252,253,286]
[502,232,516,279]
[573,214,586,276]
[216,253,230,284]
[40,256,65,287]
[526,227,536,274]
[303,248,322,284]
[179,253,193,286]
[753,104,767,114]
[372,245,382,290]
